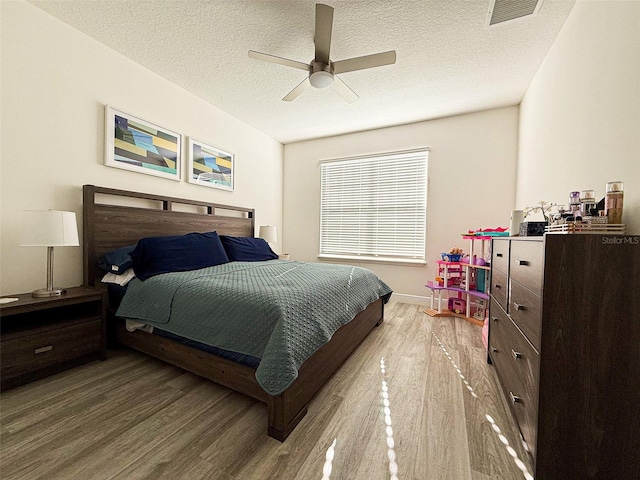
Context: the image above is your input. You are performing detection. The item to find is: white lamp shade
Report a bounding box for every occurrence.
[259,225,277,243]
[21,210,79,247]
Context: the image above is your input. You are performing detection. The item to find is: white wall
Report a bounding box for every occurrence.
[8,1,630,302]
[0,1,283,296]
[284,107,519,301]
[518,0,639,233]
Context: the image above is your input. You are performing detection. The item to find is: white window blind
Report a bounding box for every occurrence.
[319,149,428,263]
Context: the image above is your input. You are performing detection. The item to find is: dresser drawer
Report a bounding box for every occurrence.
[510,240,543,294]
[1,318,101,379]
[494,356,539,461]
[490,268,509,312]
[490,300,540,393]
[489,301,539,460]
[491,239,509,274]
[488,298,509,358]
[510,280,542,351]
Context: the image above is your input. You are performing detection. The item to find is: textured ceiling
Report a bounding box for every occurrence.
[27,0,576,144]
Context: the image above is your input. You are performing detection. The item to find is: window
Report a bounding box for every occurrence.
[319,149,429,264]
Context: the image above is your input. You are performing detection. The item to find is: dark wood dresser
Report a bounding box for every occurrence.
[488,234,640,479]
[0,286,106,391]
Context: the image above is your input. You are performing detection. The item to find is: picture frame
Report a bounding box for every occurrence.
[187,137,234,191]
[104,106,181,181]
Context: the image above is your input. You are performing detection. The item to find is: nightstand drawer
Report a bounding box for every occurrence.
[510,280,542,351]
[510,240,543,294]
[1,318,101,379]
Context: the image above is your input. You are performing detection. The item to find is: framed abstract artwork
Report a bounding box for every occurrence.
[104,106,181,181]
[187,137,234,191]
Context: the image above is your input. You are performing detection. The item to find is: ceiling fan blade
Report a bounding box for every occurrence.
[283,78,311,101]
[332,76,358,104]
[332,50,397,74]
[248,50,309,71]
[314,4,334,64]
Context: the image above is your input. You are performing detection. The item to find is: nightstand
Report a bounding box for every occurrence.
[0,286,106,391]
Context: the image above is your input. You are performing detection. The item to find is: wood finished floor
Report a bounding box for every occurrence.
[0,302,532,480]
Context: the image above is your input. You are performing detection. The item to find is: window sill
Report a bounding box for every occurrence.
[317,254,426,267]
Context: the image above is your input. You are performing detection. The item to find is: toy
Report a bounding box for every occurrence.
[425,233,490,327]
[441,246,464,262]
[476,269,486,293]
[471,297,487,320]
[448,297,466,314]
[473,255,486,266]
[464,227,509,237]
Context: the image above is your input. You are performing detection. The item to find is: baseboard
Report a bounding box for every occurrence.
[388,294,431,306]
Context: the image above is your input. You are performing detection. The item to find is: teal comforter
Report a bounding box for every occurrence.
[116,260,392,395]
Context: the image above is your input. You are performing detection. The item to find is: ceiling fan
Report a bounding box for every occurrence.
[248,3,396,103]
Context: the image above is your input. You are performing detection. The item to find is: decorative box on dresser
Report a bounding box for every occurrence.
[488,234,640,479]
[0,286,106,391]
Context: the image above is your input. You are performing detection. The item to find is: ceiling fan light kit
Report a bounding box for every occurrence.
[309,62,334,88]
[248,3,396,102]
[310,71,334,89]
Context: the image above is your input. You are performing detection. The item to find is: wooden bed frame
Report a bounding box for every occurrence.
[83,185,385,441]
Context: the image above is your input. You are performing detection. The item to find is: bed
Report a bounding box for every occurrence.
[82,185,390,441]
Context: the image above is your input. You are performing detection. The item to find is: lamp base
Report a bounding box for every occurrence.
[32,287,67,298]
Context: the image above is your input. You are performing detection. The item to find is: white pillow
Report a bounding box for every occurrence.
[101,268,136,286]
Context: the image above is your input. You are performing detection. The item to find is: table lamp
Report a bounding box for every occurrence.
[258,225,277,244]
[21,210,80,297]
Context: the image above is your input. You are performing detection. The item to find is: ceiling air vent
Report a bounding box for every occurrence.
[486,0,544,27]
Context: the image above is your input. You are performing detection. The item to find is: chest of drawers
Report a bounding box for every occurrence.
[488,234,640,479]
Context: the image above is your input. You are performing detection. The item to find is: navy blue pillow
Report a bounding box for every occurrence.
[131,231,229,280]
[98,245,136,274]
[220,236,278,262]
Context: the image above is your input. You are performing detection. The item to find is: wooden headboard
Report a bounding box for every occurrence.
[83,185,254,288]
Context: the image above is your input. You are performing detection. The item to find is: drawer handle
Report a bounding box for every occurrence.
[509,392,521,404]
[491,347,499,353]
[511,349,522,360]
[513,303,525,311]
[496,253,503,258]
[34,345,53,354]
[518,259,530,266]
[492,316,499,323]
[494,284,502,289]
